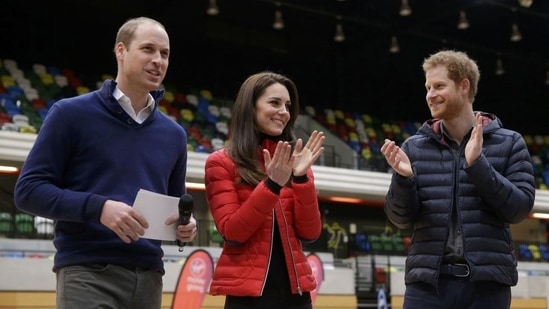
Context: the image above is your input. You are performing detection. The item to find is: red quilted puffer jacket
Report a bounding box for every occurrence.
[204,140,322,297]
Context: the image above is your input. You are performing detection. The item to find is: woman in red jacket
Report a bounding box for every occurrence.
[204,71,325,309]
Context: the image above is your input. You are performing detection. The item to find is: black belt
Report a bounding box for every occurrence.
[440,263,470,277]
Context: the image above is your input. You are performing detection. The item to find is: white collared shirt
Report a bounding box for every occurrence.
[113,87,155,124]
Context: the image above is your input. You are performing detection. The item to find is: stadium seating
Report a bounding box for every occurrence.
[1,57,548,262]
[2,57,548,189]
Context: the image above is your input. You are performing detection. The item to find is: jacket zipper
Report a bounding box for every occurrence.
[277,197,302,295]
[260,212,275,296]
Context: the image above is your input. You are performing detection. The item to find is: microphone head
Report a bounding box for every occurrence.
[180,193,193,204]
[179,193,194,213]
[177,193,194,246]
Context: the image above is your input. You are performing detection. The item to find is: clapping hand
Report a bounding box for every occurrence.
[292,130,325,177]
[465,113,483,166]
[381,139,413,178]
[264,141,294,186]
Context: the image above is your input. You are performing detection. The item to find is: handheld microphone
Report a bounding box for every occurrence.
[176,193,194,251]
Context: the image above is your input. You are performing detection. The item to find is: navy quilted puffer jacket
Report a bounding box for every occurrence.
[384,111,535,288]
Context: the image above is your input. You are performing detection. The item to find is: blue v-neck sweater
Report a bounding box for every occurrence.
[14,80,188,273]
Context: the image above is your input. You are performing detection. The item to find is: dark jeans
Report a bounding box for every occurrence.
[56,263,163,309]
[403,275,511,309]
[225,289,312,309]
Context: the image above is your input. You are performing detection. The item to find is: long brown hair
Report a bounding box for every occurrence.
[226,71,300,186]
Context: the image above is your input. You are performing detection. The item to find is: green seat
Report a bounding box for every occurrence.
[15,213,34,237]
[368,235,382,252]
[392,235,406,253]
[380,234,394,252]
[0,212,14,237]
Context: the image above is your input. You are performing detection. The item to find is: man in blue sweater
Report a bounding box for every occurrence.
[14,17,197,309]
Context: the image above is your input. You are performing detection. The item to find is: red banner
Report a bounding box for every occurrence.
[171,249,214,309]
[306,253,324,305]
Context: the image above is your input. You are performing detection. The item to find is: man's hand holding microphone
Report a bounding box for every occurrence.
[166,193,198,252]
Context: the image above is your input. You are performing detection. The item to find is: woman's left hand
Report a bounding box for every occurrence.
[292,130,325,176]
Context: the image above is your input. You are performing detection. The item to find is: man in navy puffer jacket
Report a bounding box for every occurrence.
[381,50,535,309]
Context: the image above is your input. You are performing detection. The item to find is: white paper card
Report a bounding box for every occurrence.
[132,189,179,241]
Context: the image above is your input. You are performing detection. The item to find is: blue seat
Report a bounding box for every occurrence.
[538,244,549,261]
[518,243,533,260]
[354,232,371,252]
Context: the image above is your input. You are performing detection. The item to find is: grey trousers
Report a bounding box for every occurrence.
[56,263,163,309]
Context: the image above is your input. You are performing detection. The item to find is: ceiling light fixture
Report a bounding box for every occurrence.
[206,0,219,16]
[389,36,400,53]
[495,54,505,76]
[457,10,470,30]
[334,16,345,42]
[510,22,522,42]
[399,0,412,16]
[272,3,285,30]
[518,0,533,8]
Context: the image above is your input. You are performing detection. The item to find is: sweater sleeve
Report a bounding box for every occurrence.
[14,100,108,222]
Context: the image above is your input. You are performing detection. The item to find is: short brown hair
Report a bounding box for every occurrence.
[113,17,165,53]
[423,50,480,102]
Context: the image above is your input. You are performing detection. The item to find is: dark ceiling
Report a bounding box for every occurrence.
[1,0,549,135]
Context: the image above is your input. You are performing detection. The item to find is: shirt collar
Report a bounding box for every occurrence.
[113,87,155,123]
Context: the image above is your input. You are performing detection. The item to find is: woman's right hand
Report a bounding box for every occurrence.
[263,141,294,186]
